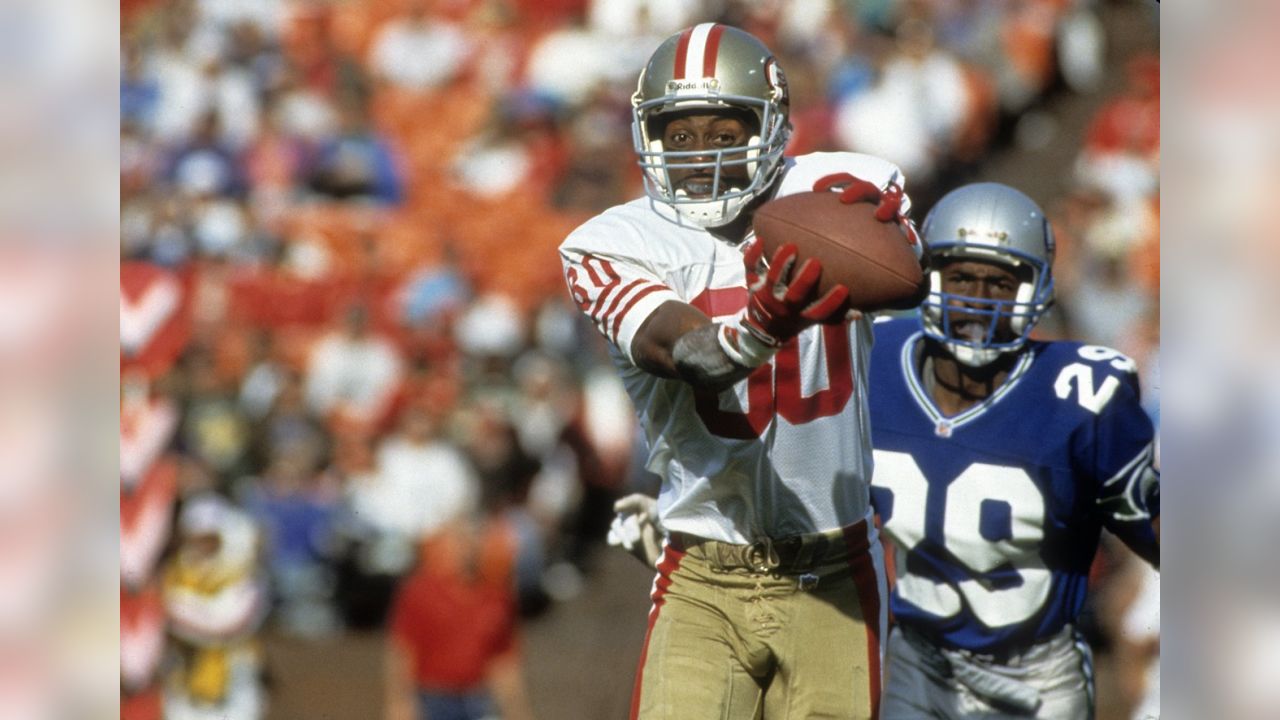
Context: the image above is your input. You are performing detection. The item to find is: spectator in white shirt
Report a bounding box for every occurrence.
[364,407,479,541]
[835,18,968,184]
[304,305,404,426]
[368,0,473,94]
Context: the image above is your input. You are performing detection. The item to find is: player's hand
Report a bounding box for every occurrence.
[813,172,905,222]
[613,493,658,526]
[741,240,849,344]
[813,172,922,258]
[608,494,663,568]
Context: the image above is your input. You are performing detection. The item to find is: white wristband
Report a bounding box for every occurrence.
[717,317,779,368]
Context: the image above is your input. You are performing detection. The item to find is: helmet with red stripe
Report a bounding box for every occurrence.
[632,24,791,228]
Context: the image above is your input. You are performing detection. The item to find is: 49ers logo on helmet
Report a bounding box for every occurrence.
[765,57,788,105]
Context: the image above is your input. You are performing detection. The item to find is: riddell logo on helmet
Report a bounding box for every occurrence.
[957,228,1010,245]
[667,78,720,94]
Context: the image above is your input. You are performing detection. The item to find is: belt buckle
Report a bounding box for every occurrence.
[797,573,820,591]
[745,540,779,572]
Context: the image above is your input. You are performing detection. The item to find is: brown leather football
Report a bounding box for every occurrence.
[752,190,925,313]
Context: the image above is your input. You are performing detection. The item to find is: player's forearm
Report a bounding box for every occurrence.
[672,323,756,390]
[634,301,771,391]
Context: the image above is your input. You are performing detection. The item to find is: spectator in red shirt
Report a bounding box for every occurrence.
[384,515,534,720]
[1084,54,1160,159]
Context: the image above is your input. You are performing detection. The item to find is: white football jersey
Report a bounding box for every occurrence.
[559,152,910,543]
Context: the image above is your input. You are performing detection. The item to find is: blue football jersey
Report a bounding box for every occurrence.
[868,317,1158,654]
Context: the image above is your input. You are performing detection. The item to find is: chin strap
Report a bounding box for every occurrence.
[674,195,749,229]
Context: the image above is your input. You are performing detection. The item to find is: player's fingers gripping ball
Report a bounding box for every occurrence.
[817,172,922,253]
[774,251,851,325]
[749,174,925,324]
[743,238,848,321]
[746,242,841,341]
[719,240,846,368]
[811,172,907,222]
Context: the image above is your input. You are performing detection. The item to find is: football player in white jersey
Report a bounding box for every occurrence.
[559,23,922,720]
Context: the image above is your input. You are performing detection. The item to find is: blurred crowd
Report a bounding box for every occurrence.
[118,0,1158,718]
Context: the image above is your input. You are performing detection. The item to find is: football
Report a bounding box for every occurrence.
[752,191,925,313]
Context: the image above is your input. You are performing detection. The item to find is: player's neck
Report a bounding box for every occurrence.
[922,346,1016,416]
[709,212,753,244]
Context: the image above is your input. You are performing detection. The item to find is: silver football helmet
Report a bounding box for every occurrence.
[631,24,791,228]
[919,183,1055,367]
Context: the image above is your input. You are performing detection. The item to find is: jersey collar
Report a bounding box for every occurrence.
[900,331,1034,437]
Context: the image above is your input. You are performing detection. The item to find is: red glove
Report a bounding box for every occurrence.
[813,172,921,248]
[717,240,848,368]
[742,240,849,343]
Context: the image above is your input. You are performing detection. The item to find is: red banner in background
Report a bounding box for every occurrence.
[121,262,194,381]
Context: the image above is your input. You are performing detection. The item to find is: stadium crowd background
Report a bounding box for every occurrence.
[118,0,1159,718]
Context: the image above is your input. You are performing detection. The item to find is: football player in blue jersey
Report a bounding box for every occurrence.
[867,182,1159,719]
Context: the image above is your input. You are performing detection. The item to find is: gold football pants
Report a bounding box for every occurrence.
[630,521,887,719]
